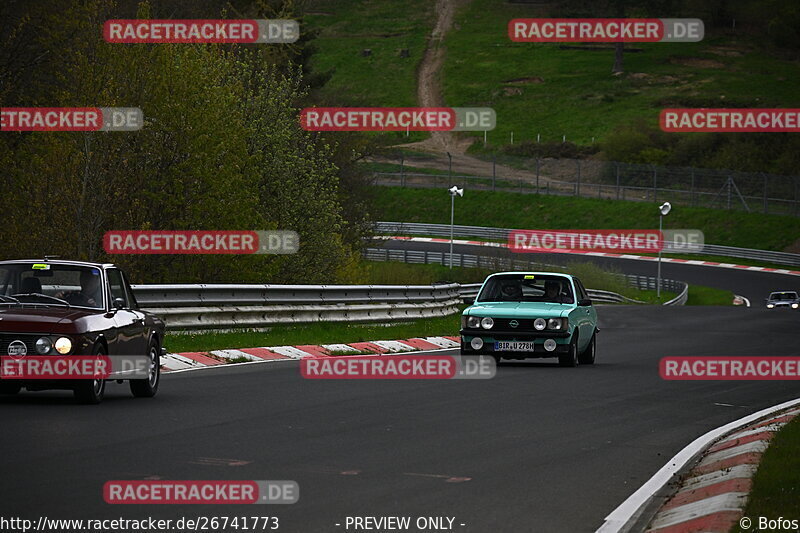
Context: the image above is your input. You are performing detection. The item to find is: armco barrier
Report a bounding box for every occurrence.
[375,221,800,267]
[131,283,461,330]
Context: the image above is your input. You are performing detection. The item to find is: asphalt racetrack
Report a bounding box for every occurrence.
[2,304,799,532]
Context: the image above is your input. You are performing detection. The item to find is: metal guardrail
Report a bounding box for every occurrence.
[131,283,461,330]
[364,248,687,306]
[127,241,690,330]
[374,222,800,267]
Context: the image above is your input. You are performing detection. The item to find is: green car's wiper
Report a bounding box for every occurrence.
[10,293,71,307]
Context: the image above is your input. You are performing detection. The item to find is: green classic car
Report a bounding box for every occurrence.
[460,272,598,367]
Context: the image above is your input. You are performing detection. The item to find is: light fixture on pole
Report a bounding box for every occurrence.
[657,202,672,298]
[449,185,464,269]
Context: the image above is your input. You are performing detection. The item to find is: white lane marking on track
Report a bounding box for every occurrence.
[423,336,461,348]
[697,440,769,467]
[648,492,748,530]
[678,464,757,492]
[210,349,262,362]
[371,340,417,352]
[268,346,316,359]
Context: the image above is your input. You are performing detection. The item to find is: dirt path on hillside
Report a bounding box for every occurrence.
[402,0,473,154]
[374,0,555,186]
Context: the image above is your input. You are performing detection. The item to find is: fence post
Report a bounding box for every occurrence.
[727,176,732,210]
[492,155,496,192]
[652,165,657,203]
[615,163,620,200]
[400,154,405,187]
[762,173,768,214]
[536,157,540,193]
[576,160,581,197]
[690,170,695,207]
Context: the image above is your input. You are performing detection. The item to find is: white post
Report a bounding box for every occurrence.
[511,131,514,144]
[484,130,487,146]
[449,194,455,269]
[657,214,663,298]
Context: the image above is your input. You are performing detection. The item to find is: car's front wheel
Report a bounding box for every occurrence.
[130,339,160,398]
[578,333,596,365]
[74,345,106,404]
[559,335,579,367]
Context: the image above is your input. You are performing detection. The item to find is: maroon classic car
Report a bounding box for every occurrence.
[0,259,165,403]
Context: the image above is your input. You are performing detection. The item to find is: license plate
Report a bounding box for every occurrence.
[495,341,535,352]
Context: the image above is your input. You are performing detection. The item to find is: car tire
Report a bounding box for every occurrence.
[559,334,579,367]
[130,339,160,398]
[74,345,106,404]
[0,382,22,395]
[578,333,596,365]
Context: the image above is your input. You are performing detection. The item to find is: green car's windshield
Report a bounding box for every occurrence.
[477,274,574,304]
[0,262,104,310]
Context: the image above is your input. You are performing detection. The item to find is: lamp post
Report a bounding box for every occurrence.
[657,202,672,298]
[449,185,464,269]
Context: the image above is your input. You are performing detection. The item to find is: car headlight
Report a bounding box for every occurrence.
[35,337,53,355]
[767,304,775,308]
[534,318,547,331]
[54,337,72,355]
[793,303,799,309]
[481,317,494,329]
[467,316,480,328]
[548,318,563,330]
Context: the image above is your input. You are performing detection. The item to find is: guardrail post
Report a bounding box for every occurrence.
[763,173,768,214]
[690,170,696,207]
[400,153,405,187]
[576,160,581,196]
[536,158,540,193]
[615,163,620,200]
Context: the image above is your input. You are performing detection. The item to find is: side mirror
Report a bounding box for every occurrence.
[578,298,592,306]
[462,296,475,305]
[113,297,126,309]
